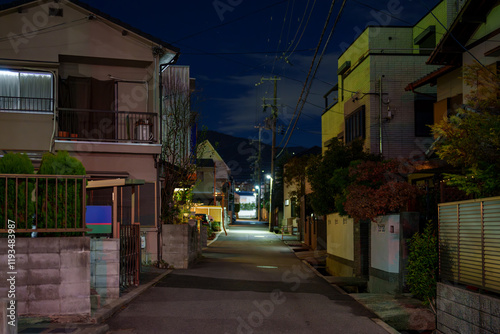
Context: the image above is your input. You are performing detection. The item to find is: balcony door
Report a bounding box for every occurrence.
[58,76,116,140]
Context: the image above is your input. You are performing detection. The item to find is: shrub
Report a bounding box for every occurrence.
[0,153,35,229]
[406,222,438,313]
[211,221,221,231]
[37,151,86,231]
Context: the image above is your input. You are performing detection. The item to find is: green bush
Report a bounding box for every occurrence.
[0,153,35,229]
[211,221,221,231]
[37,151,86,231]
[406,222,438,313]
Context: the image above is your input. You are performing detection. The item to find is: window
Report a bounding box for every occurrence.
[345,105,366,143]
[0,69,53,112]
[414,95,436,137]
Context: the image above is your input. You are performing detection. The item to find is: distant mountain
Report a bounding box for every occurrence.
[199,130,308,182]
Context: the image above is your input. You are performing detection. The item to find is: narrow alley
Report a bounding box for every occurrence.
[106,221,388,334]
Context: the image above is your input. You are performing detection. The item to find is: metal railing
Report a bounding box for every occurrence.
[58,108,157,143]
[0,96,54,112]
[439,196,500,293]
[0,174,87,234]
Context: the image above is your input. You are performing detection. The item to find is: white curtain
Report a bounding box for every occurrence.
[0,70,21,110]
[0,70,52,112]
[20,72,52,111]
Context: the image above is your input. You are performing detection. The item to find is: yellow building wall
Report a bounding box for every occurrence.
[326,213,355,277]
[321,103,343,152]
[412,1,448,52]
[470,4,500,42]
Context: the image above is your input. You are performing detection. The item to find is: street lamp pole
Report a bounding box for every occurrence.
[267,174,273,231]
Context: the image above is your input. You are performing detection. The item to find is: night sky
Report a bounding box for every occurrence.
[1,0,440,148]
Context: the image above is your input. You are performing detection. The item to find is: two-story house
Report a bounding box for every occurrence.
[0,0,180,262]
[321,0,466,288]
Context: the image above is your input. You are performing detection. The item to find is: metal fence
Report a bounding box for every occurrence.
[439,196,500,293]
[58,108,157,143]
[120,224,140,287]
[0,174,87,233]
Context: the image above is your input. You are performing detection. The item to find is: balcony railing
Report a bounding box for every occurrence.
[0,174,87,234]
[0,96,54,112]
[57,108,157,143]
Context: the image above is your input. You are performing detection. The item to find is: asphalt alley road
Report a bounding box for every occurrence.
[106,221,388,334]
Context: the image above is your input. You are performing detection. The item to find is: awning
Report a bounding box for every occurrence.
[87,178,145,189]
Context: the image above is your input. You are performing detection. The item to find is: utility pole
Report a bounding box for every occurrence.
[256,76,280,231]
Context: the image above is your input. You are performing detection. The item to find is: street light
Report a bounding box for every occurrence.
[255,185,261,221]
[266,174,273,231]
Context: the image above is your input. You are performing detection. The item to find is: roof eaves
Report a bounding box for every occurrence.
[405,65,456,91]
[427,0,497,66]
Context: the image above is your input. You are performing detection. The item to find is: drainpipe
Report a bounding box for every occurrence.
[379,75,384,155]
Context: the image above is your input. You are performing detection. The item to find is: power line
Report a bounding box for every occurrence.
[275,0,338,151]
[278,0,348,156]
[172,0,290,44]
[284,0,317,60]
[0,16,90,43]
[182,48,315,55]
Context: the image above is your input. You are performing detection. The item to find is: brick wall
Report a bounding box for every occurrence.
[0,237,90,316]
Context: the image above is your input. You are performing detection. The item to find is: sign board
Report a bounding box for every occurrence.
[86,205,112,234]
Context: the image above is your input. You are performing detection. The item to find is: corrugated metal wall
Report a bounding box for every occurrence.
[439,197,500,293]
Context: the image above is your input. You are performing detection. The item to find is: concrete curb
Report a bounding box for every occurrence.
[92,269,173,324]
[76,323,110,334]
[207,230,224,246]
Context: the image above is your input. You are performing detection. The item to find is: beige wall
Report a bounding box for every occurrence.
[0,2,159,63]
[437,68,462,102]
[326,213,354,262]
[0,113,53,151]
[74,152,157,182]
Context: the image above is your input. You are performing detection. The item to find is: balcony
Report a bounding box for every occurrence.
[57,108,157,143]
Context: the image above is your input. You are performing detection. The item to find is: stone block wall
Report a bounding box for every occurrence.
[437,283,500,334]
[162,224,201,269]
[200,226,207,248]
[0,237,90,316]
[90,239,119,307]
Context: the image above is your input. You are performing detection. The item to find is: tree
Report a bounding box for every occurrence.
[306,138,378,215]
[343,159,422,222]
[160,66,200,224]
[431,63,500,197]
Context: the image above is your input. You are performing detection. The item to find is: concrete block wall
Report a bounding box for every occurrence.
[200,226,208,248]
[90,239,119,307]
[0,237,90,317]
[162,224,201,269]
[437,283,500,334]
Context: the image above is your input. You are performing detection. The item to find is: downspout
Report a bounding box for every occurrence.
[49,69,58,153]
[379,75,383,155]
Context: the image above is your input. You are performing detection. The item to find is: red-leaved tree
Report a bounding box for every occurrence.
[343,160,422,222]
